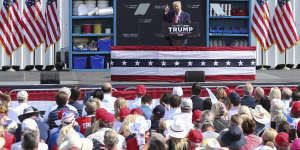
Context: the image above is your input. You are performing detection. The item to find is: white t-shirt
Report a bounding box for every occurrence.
[9,103,31,122]
[101,93,117,114]
[11,141,48,150]
[162,107,181,121]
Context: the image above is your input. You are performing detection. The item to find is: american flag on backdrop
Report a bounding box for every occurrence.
[251,0,274,51]
[0,0,23,56]
[271,0,299,53]
[23,0,46,51]
[45,0,60,50]
[111,46,257,82]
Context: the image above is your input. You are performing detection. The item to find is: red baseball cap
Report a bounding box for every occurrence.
[275,132,289,147]
[130,108,143,115]
[119,107,130,120]
[95,108,107,121]
[192,110,202,122]
[101,112,115,124]
[292,101,300,115]
[136,85,146,97]
[187,129,203,144]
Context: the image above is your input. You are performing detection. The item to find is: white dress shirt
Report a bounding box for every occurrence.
[128,97,142,110]
[101,93,117,114]
[162,107,181,121]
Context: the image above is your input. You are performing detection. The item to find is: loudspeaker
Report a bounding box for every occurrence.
[40,72,60,84]
[185,71,205,82]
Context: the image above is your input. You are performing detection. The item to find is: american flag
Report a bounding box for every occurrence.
[251,0,274,51]
[111,46,256,81]
[271,0,299,53]
[45,0,60,50]
[23,0,46,51]
[0,0,23,56]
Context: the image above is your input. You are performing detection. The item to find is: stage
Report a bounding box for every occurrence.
[0,69,299,87]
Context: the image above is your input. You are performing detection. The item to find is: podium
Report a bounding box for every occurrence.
[164,24,200,46]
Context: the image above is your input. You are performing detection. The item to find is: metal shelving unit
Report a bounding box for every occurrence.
[69,0,115,71]
[206,0,252,47]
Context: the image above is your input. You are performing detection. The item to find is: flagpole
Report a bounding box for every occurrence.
[259,47,266,71]
[32,51,38,71]
[52,43,57,71]
[7,53,15,72]
[282,50,290,71]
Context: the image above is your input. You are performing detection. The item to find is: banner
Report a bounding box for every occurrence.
[111,46,256,81]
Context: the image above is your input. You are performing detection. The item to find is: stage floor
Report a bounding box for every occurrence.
[0,69,299,87]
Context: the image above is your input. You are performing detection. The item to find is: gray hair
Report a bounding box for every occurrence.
[254,87,265,99]
[200,110,215,123]
[282,88,292,100]
[21,130,39,150]
[243,82,254,96]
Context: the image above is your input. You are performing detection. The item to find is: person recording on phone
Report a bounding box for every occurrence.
[163,1,191,46]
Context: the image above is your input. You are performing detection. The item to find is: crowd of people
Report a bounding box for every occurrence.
[1,82,300,150]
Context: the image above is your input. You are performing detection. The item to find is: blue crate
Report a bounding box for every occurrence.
[73,56,88,69]
[98,39,112,52]
[210,26,218,33]
[90,55,105,69]
[223,27,233,34]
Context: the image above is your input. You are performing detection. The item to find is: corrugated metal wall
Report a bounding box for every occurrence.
[0,0,299,69]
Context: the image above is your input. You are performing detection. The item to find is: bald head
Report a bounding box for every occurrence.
[102,82,112,93]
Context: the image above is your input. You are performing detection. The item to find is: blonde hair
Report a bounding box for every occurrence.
[243,82,254,96]
[0,94,11,108]
[211,102,227,118]
[119,114,138,138]
[173,1,181,6]
[262,128,278,149]
[169,137,188,150]
[238,105,253,119]
[269,87,281,100]
[114,97,128,120]
[158,120,167,134]
[214,88,227,103]
[57,125,74,146]
[104,130,119,148]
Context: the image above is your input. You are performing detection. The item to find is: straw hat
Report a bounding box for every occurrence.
[251,105,271,124]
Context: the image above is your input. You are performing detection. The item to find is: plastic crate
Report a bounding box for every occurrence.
[73,56,88,69]
[90,55,105,69]
[98,39,112,51]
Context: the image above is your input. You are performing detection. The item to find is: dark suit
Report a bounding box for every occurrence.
[241,95,256,109]
[163,10,191,46]
[163,10,191,24]
[191,95,204,111]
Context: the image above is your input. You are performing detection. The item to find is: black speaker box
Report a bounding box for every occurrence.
[185,71,205,82]
[40,72,60,84]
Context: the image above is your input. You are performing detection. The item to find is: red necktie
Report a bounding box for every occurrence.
[174,14,178,24]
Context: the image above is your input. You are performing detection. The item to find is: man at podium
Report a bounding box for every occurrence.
[163,1,191,25]
[163,1,191,46]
